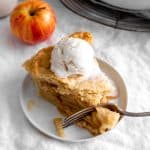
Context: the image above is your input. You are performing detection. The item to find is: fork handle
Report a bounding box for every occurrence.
[121,111,150,117]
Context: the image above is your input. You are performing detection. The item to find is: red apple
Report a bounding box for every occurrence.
[10,0,56,44]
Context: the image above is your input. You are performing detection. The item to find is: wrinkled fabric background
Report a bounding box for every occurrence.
[0,0,150,149]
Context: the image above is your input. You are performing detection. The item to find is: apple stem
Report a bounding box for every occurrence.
[30,7,46,16]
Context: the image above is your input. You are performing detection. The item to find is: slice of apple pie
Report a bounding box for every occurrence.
[23,32,120,136]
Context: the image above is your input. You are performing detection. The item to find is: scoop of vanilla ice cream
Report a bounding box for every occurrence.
[51,37,102,78]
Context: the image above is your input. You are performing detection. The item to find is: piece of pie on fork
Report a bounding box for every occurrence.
[23,32,120,136]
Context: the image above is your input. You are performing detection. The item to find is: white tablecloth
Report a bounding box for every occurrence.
[1,0,150,149]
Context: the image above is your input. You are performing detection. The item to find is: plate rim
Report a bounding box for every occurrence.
[60,0,150,32]
[20,58,128,143]
[100,0,150,10]
[89,0,141,12]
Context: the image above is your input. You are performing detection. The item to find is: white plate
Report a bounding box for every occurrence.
[101,0,150,10]
[20,59,127,142]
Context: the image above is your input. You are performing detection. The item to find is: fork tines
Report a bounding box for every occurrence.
[62,106,95,128]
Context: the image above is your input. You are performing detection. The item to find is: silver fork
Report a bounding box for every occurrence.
[62,103,150,128]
